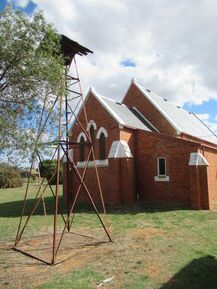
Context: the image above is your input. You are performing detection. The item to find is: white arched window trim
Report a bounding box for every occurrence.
[86,120,97,131]
[96,127,108,139]
[77,132,87,142]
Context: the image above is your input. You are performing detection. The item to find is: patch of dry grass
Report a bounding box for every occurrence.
[1,184,217,289]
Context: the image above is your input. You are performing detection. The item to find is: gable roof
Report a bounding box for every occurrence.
[131,79,217,145]
[80,87,151,131]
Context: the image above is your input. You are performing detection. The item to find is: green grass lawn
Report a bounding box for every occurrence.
[1,182,217,289]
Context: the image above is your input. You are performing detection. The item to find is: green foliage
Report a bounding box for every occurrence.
[0,163,23,188]
[39,159,63,184]
[0,6,64,156]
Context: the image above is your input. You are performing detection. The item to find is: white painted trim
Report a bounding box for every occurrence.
[108,140,133,158]
[68,149,73,162]
[154,176,170,182]
[77,159,109,168]
[189,152,209,166]
[77,132,87,142]
[157,157,167,177]
[70,87,125,131]
[132,80,182,134]
[62,155,67,163]
[86,120,97,131]
[69,88,90,131]
[90,87,125,126]
[122,77,136,103]
[62,149,73,163]
[96,127,108,139]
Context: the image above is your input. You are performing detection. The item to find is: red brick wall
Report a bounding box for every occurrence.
[189,166,209,209]
[123,83,177,136]
[136,130,201,207]
[203,147,217,208]
[63,92,135,206]
[180,133,217,151]
[71,92,119,163]
[119,128,136,200]
[68,162,121,205]
[63,89,217,209]
[120,158,136,203]
[120,128,135,155]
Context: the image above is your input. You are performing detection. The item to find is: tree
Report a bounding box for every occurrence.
[0,7,64,158]
[0,163,23,188]
[39,159,63,185]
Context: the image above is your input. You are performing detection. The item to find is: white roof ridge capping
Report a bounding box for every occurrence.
[100,94,129,108]
[70,86,150,132]
[90,89,125,126]
[71,86,124,128]
[132,80,182,134]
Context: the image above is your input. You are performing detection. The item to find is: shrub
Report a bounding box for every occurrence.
[0,163,23,188]
[39,159,63,185]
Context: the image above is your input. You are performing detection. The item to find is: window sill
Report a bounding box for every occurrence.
[77,159,109,168]
[154,176,170,182]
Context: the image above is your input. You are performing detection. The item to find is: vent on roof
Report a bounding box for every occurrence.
[163,98,168,102]
[146,89,151,93]
[177,106,181,109]
[115,102,122,105]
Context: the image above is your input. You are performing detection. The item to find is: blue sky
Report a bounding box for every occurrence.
[1,0,217,135]
[184,100,217,119]
[1,0,36,14]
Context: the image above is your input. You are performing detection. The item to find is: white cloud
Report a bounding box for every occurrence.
[196,114,210,121]
[197,113,217,134]
[32,0,217,107]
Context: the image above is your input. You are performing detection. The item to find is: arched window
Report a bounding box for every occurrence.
[79,136,85,162]
[90,125,95,146]
[96,127,108,139]
[99,132,106,159]
[86,120,97,132]
[89,125,95,160]
[77,132,87,143]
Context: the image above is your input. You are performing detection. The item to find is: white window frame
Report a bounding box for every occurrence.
[155,157,169,182]
[96,127,108,139]
[157,157,167,177]
[77,132,87,142]
[86,120,97,131]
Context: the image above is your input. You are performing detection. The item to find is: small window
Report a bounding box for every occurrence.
[99,132,106,160]
[89,125,95,160]
[157,157,166,176]
[90,125,95,146]
[79,136,85,162]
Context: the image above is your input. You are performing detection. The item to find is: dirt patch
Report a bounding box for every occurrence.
[128,227,166,239]
[0,228,111,289]
[0,226,172,289]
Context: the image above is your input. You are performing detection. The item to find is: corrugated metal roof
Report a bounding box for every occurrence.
[91,88,151,131]
[134,80,217,145]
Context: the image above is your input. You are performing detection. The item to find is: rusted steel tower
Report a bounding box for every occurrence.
[13,35,111,265]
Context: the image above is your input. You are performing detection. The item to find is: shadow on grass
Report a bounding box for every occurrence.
[0,196,61,217]
[0,196,189,218]
[160,255,217,289]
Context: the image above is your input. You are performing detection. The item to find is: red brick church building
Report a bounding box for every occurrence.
[63,79,217,209]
